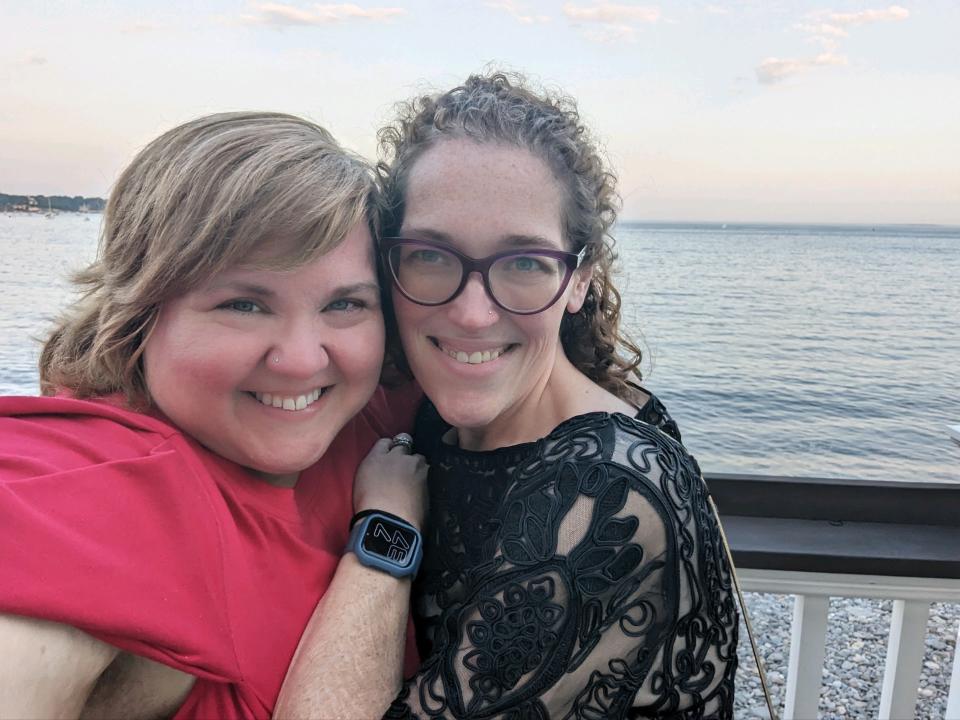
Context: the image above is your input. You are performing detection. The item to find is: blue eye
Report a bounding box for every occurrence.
[407,249,449,265]
[326,298,367,312]
[505,255,554,274]
[220,299,264,313]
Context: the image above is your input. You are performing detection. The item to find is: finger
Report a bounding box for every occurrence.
[388,432,415,453]
[371,437,393,454]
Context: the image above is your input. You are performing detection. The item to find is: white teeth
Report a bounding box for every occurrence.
[440,343,509,365]
[253,388,324,412]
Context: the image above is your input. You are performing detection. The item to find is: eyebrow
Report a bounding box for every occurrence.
[206,281,380,298]
[331,282,381,296]
[209,281,277,298]
[402,228,563,251]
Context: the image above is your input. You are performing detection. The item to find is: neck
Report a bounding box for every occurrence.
[455,352,624,451]
[250,470,299,488]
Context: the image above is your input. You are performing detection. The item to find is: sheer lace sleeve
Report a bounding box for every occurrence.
[389,412,737,719]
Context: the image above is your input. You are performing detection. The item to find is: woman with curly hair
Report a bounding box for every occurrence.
[281,71,738,719]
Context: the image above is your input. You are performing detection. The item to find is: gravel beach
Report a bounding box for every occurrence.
[734,593,959,719]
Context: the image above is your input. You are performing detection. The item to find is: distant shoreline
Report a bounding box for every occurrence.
[3,208,103,215]
[620,220,960,236]
[1,193,106,214]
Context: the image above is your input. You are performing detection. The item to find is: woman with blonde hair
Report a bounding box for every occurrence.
[281,72,738,719]
[0,111,427,719]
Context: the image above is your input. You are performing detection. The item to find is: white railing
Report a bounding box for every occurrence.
[740,569,960,719]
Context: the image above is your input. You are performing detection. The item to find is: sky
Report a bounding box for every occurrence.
[1,0,958,224]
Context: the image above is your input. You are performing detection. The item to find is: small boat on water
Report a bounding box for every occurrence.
[950,425,960,445]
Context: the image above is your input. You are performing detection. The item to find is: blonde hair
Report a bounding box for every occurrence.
[40,111,376,407]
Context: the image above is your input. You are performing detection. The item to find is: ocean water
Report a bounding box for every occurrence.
[1,214,958,482]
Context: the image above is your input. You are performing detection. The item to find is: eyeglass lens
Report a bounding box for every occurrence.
[388,243,570,313]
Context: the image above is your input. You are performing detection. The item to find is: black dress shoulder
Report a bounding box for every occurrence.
[388,393,738,719]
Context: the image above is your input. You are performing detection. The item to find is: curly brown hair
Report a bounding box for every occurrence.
[39,111,377,408]
[377,71,643,403]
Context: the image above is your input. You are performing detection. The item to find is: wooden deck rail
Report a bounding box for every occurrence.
[705,472,960,719]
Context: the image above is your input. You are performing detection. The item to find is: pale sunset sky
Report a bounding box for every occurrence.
[1,1,958,224]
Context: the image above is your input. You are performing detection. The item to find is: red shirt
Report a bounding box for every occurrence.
[0,385,421,719]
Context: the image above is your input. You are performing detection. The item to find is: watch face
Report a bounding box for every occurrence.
[361,518,418,567]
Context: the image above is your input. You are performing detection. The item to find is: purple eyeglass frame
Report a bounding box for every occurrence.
[380,237,587,315]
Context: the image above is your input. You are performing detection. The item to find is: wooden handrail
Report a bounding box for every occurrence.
[705,472,960,579]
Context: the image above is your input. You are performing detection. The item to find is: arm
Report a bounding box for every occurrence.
[0,613,119,719]
[275,438,427,720]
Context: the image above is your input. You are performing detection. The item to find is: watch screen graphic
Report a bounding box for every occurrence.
[363,521,417,565]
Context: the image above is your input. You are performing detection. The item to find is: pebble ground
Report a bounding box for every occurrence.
[733,593,959,719]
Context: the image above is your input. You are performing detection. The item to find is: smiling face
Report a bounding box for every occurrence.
[392,139,591,448]
[144,223,384,486]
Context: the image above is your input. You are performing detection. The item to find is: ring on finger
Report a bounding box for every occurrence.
[389,432,414,452]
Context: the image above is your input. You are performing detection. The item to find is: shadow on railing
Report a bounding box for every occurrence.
[706,472,960,720]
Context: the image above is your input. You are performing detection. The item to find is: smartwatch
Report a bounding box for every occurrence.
[346,510,422,578]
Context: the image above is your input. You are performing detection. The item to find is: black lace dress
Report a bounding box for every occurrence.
[387,393,738,719]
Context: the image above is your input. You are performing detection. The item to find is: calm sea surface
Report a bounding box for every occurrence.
[2,214,958,482]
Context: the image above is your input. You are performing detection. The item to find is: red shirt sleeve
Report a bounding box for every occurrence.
[0,400,240,682]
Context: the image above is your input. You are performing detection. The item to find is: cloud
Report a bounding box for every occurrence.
[824,5,909,27]
[563,3,660,24]
[241,2,405,26]
[798,5,909,47]
[758,5,909,85]
[563,3,659,43]
[485,1,550,24]
[794,22,848,39]
[756,52,847,85]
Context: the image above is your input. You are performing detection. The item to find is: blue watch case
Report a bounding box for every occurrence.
[346,511,422,578]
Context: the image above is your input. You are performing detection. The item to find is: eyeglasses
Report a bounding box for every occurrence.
[381,237,587,315]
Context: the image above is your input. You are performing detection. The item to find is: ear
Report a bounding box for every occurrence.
[565,265,593,314]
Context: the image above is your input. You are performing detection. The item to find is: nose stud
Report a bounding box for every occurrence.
[273,355,280,364]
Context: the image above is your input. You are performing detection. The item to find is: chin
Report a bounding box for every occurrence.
[429,392,500,433]
[242,444,326,478]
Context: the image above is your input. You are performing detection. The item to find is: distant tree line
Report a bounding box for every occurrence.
[0,193,106,213]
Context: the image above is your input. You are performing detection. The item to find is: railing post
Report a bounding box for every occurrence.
[784,593,829,720]
[946,622,960,720]
[878,599,928,720]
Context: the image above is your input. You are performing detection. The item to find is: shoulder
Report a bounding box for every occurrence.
[538,411,694,481]
[0,395,184,478]
[522,412,704,535]
[632,386,683,444]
